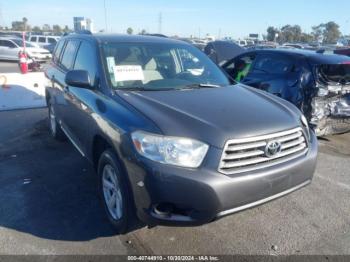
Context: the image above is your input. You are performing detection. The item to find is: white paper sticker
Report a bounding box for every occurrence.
[106,57,116,73]
[113,65,144,82]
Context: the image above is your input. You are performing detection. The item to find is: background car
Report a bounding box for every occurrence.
[221,49,350,136]
[28,35,60,48]
[204,40,244,65]
[334,48,350,57]
[28,35,60,54]
[0,37,52,62]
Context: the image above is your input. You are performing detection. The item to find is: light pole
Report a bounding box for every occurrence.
[104,0,108,32]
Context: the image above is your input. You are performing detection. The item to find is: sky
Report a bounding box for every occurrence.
[1,0,350,39]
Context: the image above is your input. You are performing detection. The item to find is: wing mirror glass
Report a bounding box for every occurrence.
[65,70,91,89]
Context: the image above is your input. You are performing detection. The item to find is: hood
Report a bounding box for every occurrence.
[24,47,50,53]
[116,85,301,148]
[205,41,244,65]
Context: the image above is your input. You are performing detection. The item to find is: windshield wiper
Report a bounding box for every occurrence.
[181,83,222,89]
[115,86,174,91]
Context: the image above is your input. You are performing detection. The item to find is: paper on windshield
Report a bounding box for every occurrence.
[106,57,116,74]
[113,65,144,82]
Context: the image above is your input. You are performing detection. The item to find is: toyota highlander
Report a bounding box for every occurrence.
[45,33,318,233]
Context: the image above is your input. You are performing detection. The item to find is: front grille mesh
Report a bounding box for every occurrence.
[218,127,308,175]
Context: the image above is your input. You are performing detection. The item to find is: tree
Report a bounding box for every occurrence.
[312,21,341,44]
[266,26,279,42]
[52,25,62,34]
[300,33,314,43]
[63,25,72,33]
[312,24,323,42]
[127,27,133,35]
[11,21,25,31]
[32,26,42,33]
[42,24,51,32]
[323,21,341,44]
[278,25,302,43]
[22,17,28,31]
[140,29,147,35]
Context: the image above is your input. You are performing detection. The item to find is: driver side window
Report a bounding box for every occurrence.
[226,54,256,82]
[0,40,16,48]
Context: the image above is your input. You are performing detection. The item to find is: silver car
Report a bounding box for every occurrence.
[0,37,52,61]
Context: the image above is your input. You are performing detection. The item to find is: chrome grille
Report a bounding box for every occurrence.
[218,127,308,175]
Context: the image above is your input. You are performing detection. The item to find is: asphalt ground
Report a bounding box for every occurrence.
[0,108,349,256]
[0,61,19,73]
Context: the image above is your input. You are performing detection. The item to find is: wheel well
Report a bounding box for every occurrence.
[92,135,112,170]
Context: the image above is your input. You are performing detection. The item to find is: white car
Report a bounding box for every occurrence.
[0,37,52,61]
[28,35,60,48]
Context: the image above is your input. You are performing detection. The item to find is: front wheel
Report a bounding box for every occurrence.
[98,149,133,233]
[48,100,65,141]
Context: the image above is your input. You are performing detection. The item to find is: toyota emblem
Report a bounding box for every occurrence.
[265,140,282,158]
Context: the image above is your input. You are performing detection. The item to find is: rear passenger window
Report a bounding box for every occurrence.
[38,37,46,43]
[74,41,97,85]
[61,41,79,70]
[30,36,37,42]
[48,38,56,44]
[254,55,292,74]
[53,40,65,64]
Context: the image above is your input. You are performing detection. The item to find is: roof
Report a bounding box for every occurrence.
[249,48,350,64]
[62,33,186,45]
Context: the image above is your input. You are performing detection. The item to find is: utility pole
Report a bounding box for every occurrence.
[0,4,4,29]
[158,12,162,34]
[104,0,108,32]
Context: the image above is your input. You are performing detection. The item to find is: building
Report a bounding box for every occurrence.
[73,17,94,32]
[85,18,94,32]
[73,17,84,32]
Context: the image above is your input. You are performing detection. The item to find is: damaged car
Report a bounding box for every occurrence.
[221,49,350,136]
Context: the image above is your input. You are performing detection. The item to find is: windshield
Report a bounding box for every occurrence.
[317,64,350,85]
[102,42,230,90]
[12,39,36,48]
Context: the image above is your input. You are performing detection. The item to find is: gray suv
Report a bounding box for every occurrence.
[45,33,318,233]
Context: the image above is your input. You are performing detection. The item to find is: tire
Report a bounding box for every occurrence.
[48,99,66,141]
[98,149,133,234]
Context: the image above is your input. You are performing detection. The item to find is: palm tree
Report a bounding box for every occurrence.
[22,17,28,31]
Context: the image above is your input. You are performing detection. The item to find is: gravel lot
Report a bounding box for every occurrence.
[0,108,349,256]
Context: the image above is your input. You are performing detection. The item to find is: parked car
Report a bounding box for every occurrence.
[177,38,206,51]
[204,40,244,65]
[45,33,317,232]
[0,37,52,61]
[28,35,60,48]
[334,48,350,57]
[221,49,350,136]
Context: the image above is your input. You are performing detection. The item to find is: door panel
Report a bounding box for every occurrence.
[63,41,99,154]
[54,40,80,142]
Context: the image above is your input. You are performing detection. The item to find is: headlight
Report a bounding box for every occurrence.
[301,114,308,127]
[131,131,209,168]
[301,114,310,139]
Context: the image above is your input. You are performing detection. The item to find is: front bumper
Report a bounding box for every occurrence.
[30,54,52,62]
[124,131,318,226]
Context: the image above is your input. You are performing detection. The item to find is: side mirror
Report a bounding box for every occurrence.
[65,70,91,89]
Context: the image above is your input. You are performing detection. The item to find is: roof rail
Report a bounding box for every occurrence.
[316,49,325,54]
[76,30,92,35]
